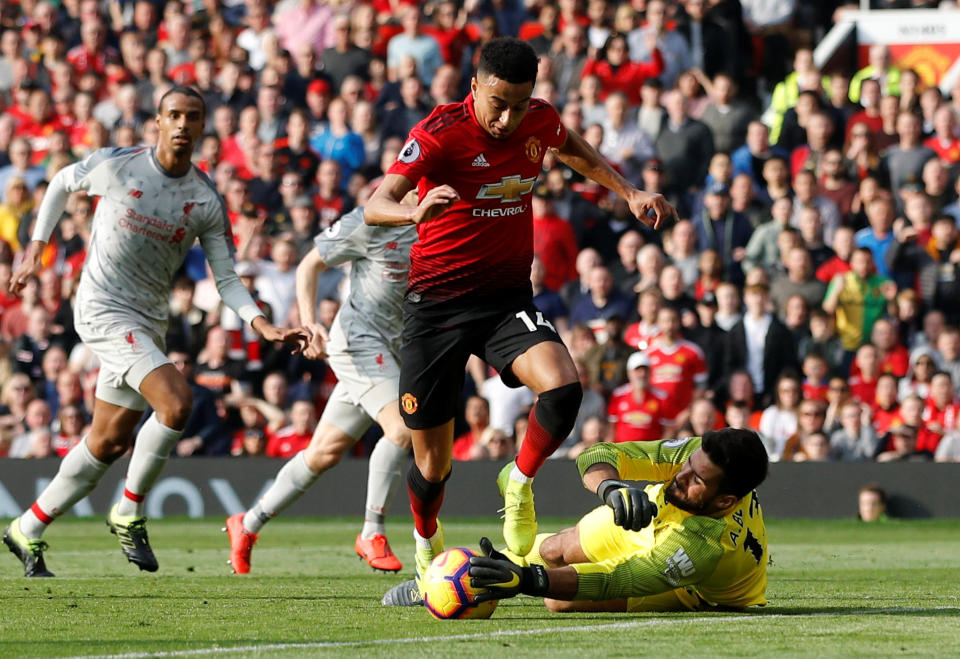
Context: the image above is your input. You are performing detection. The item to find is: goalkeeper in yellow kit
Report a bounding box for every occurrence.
[469,428,769,612]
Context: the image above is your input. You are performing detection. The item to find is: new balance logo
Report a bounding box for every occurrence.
[472,153,490,167]
[128,189,143,198]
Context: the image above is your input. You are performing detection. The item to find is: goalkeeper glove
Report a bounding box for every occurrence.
[468,536,549,604]
[598,479,658,532]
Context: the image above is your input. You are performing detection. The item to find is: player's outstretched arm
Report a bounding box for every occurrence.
[295,247,331,360]
[365,174,459,226]
[554,129,676,230]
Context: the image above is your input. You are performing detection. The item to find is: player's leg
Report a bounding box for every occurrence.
[407,422,454,577]
[105,362,191,572]
[228,386,367,574]
[117,364,192,516]
[381,423,453,607]
[354,401,410,572]
[397,317,468,579]
[4,395,140,577]
[486,308,581,554]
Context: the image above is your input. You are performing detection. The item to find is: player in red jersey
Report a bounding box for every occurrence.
[369,37,674,606]
[646,307,707,424]
[607,353,674,443]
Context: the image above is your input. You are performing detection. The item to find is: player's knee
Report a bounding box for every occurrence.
[534,382,583,438]
[87,434,131,463]
[386,426,412,450]
[407,463,450,500]
[539,534,565,567]
[157,391,193,430]
[303,440,345,473]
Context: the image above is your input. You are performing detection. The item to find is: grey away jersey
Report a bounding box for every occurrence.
[55,147,256,335]
[313,207,417,356]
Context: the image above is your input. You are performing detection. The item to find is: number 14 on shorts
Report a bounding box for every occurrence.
[515,310,556,334]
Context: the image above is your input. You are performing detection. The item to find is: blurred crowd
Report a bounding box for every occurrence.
[1,0,960,465]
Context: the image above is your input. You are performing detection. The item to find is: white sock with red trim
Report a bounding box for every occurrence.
[21,438,108,539]
[116,414,182,518]
[361,437,408,539]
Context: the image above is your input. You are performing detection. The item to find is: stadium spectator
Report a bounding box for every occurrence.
[266,400,316,459]
[606,351,672,443]
[857,483,888,521]
[700,74,755,154]
[876,423,929,462]
[387,5,443,86]
[550,24,588,101]
[884,112,936,211]
[452,395,490,461]
[824,246,896,358]
[569,264,632,327]
[628,0,690,88]
[849,44,900,103]
[849,343,880,405]
[657,90,714,197]
[771,246,826,319]
[725,282,797,405]
[8,398,52,459]
[693,181,752,285]
[581,32,663,106]
[758,373,801,460]
[831,401,878,461]
[606,230,642,297]
[582,315,632,396]
[791,170,841,245]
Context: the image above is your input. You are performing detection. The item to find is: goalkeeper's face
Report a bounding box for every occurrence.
[664,450,734,516]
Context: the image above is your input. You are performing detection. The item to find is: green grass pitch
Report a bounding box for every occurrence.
[1,517,958,657]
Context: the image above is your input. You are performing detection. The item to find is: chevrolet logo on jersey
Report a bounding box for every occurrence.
[477,175,537,203]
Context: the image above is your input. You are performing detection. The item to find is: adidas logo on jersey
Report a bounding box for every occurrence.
[472,153,490,167]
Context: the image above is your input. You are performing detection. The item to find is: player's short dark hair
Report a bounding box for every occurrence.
[701,428,769,499]
[477,37,538,85]
[157,85,207,117]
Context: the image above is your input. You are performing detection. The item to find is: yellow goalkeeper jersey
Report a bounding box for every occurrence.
[572,437,767,609]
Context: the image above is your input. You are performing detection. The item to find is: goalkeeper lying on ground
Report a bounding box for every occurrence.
[469,428,770,612]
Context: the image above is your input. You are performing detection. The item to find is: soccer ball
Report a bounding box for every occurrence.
[422,548,499,620]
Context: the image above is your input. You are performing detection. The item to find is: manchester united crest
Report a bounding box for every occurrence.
[524,136,542,163]
[401,393,418,414]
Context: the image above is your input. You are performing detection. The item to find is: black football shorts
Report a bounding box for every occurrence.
[398,294,562,430]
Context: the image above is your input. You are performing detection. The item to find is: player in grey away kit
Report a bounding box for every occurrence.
[225,203,417,574]
[3,86,305,577]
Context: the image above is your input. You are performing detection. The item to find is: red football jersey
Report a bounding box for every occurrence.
[387,94,567,302]
[266,427,313,459]
[647,340,708,418]
[849,374,877,406]
[607,384,672,442]
[623,321,661,351]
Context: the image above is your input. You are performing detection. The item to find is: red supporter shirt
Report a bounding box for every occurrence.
[452,430,480,460]
[580,50,664,105]
[871,404,899,436]
[924,136,960,164]
[802,381,828,402]
[607,384,671,442]
[533,212,579,291]
[647,340,708,418]
[850,345,909,378]
[623,321,661,351]
[266,426,313,458]
[388,94,567,303]
[849,374,877,406]
[922,399,959,443]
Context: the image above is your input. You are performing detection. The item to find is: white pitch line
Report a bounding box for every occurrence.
[56,607,960,659]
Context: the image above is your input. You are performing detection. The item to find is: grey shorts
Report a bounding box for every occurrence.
[76,322,169,411]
